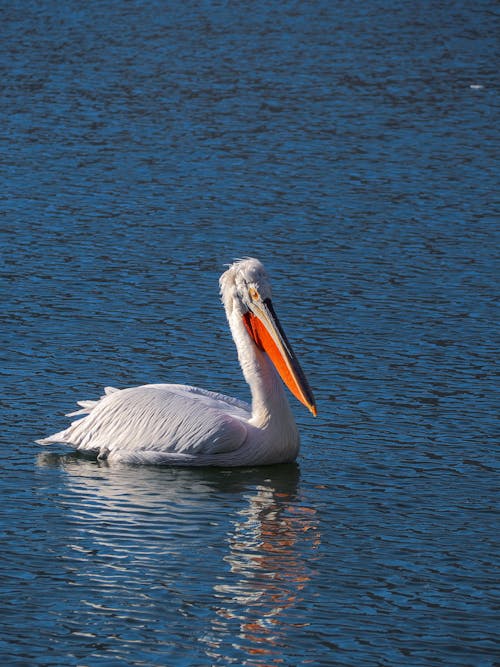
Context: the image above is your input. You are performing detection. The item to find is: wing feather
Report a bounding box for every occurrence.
[37,384,251,463]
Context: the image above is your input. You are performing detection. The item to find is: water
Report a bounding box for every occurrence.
[1,0,498,665]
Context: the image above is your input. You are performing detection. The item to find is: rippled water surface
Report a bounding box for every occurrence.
[1,1,498,665]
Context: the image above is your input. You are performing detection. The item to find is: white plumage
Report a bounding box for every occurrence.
[37,258,316,465]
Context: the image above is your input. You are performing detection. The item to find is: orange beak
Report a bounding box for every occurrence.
[243,297,317,416]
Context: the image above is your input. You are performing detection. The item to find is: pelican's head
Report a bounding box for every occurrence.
[220,258,317,417]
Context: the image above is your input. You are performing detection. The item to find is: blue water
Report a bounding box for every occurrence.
[1,1,498,665]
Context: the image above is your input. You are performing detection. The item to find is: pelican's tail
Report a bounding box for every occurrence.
[36,430,73,446]
[35,386,119,445]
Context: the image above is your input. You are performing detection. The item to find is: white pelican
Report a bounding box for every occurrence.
[37,258,317,465]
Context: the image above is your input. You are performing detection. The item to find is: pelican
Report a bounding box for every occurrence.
[37,258,317,465]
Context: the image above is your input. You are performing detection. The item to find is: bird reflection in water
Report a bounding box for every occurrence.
[204,465,321,665]
[37,454,320,665]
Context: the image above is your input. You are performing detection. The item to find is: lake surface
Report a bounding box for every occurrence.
[1,1,498,665]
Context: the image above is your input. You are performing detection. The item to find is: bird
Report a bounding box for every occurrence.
[37,258,317,466]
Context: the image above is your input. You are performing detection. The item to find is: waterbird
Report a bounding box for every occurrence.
[37,258,317,465]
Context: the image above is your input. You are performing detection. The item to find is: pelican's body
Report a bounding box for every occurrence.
[37,258,316,465]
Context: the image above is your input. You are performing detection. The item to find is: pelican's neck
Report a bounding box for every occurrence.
[228,311,297,432]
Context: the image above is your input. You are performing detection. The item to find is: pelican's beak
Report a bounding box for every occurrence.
[243,297,317,416]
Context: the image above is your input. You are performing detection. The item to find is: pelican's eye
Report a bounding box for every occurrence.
[249,287,260,301]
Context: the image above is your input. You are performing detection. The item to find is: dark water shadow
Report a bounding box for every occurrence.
[37,449,302,498]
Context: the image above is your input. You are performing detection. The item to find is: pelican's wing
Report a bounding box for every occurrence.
[37,384,252,464]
